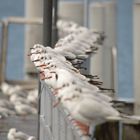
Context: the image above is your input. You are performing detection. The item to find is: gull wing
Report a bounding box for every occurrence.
[54,31,104,66]
[77,97,119,123]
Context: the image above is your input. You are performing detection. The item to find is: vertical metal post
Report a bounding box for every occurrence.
[84,0,89,28]
[43,0,53,46]
[52,0,58,46]
[0,21,9,84]
[38,0,53,140]
[0,21,4,84]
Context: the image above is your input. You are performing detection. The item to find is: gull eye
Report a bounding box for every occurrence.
[55,74,58,80]
[72,81,76,85]
[66,83,69,87]
[63,84,66,87]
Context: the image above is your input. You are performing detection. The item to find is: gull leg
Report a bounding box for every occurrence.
[72,120,90,136]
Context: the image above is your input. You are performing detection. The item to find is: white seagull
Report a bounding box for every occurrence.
[14,102,37,116]
[56,89,120,136]
[7,128,36,140]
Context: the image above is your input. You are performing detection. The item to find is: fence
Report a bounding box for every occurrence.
[0,17,42,85]
[40,83,91,140]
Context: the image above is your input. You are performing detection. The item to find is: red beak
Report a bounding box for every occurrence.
[36,64,47,67]
[32,59,40,62]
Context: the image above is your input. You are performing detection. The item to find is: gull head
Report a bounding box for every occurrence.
[43,71,58,88]
[8,128,17,134]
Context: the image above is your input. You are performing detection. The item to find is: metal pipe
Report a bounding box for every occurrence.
[84,0,89,27]
[52,0,58,46]
[43,0,53,46]
[38,0,53,139]
[7,17,42,25]
[0,21,4,84]
[0,21,9,84]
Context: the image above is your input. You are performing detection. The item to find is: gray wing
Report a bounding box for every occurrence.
[78,98,119,122]
[54,31,104,66]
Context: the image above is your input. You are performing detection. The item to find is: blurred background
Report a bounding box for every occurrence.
[0,0,140,140]
[0,0,140,103]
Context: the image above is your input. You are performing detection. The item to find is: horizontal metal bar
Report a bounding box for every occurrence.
[4,17,43,25]
[0,17,43,84]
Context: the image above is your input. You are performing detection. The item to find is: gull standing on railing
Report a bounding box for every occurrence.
[29,22,113,138]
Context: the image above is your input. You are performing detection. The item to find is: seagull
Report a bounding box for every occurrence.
[42,68,99,92]
[32,54,78,73]
[30,26,104,67]
[54,83,112,104]
[10,94,30,105]
[0,107,15,119]
[0,82,22,96]
[29,18,105,70]
[27,89,38,106]
[30,46,104,91]
[7,128,36,140]
[14,102,37,116]
[56,89,120,136]
[57,19,88,37]
[0,99,14,110]
[29,20,140,139]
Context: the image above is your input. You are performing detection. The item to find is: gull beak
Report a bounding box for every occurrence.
[28,52,41,56]
[27,52,36,56]
[30,47,34,50]
[32,59,40,62]
[28,53,32,56]
[36,64,47,67]
[39,71,44,74]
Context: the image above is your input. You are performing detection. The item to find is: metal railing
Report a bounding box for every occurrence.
[0,17,42,84]
[40,83,91,140]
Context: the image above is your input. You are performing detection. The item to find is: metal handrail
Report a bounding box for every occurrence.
[0,17,43,85]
